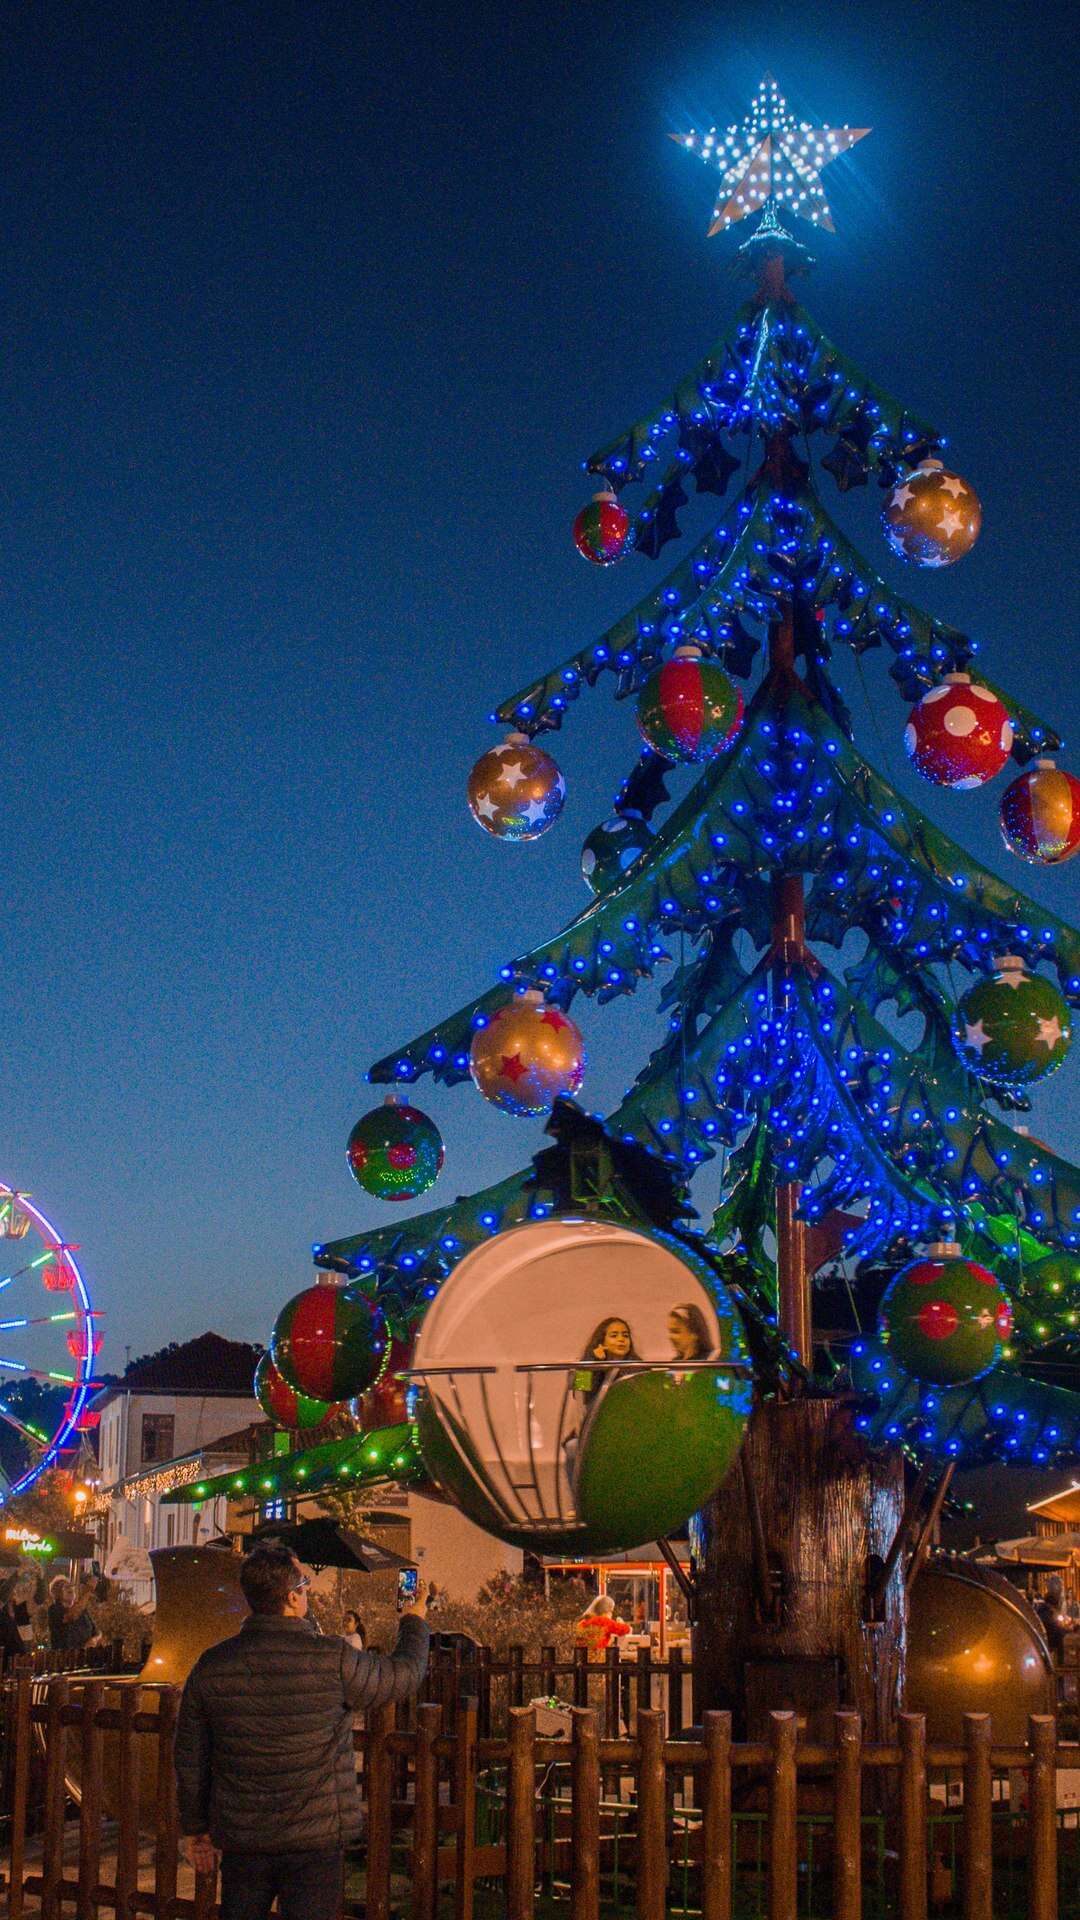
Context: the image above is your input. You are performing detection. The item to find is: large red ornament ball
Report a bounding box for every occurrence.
[878,1247,1012,1386]
[351,1333,415,1431]
[469,990,585,1117]
[882,460,982,568]
[904,674,1013,789]
[1000,760,1080,867]
[467,735,565,841]
[573,490,630,566]
[636,649,744,764]
[254,1351,341,1432]
[270,1282,386,1402]
[346,1097,444,1202]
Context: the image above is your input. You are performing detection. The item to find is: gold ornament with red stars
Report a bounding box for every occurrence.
[1000,759,1080,867]
[573,490,630,566]
[467,733,565,842]
[882,459,982,568]
[469,989,585,1117]
[904,673,1013,789]
[877,1243,1012,1386]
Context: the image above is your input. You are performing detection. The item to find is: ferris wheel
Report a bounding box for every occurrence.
[0,1184,100,1499]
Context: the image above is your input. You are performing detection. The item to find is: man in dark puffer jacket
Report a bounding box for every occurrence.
[174,1541,429,1920]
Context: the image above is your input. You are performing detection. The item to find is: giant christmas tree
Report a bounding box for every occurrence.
[231,79,1080,1734]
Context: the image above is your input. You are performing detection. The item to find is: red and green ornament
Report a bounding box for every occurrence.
[573,490,630,566]
[254,1351,341,1431]
[351,1332,415,1431]
[270,1282,386,1402]
[580,811,655,895]
[1000,760,1080,867]
[904,674,1013,789]
[347,1095,444,1202]
[952,956,1073,1087]
[636,647,743,764]
[878,1246,1012,1385]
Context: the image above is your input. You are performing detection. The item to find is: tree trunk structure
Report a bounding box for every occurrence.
[692,1398,906,1741]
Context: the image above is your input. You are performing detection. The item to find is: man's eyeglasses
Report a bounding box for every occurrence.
[290,1574,311,1593]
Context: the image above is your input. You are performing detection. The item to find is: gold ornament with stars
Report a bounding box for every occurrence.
[469,990,585,1117]
[676,74,869,235]
[467,733,565,842]
[952,955,1073,1088]
[883,460,982,569]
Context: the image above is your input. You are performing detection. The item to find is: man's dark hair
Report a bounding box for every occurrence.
[240,1543,301,1616]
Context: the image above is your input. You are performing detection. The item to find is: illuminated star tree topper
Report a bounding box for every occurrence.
[678,73,869,234]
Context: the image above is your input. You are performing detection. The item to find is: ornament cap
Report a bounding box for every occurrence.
[917,459,945,473]
[927,1240,962,1258]
[521,988,546,1006]
[943,672,971,685]
[505,730,530,746]
[592,487,619,504]
[383,1091,403,1108]
[672,644,703,660]
[1036,757,1057,770]
[993,954,1026,973]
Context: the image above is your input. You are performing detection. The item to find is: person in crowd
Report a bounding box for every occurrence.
[573,1316,638,1408]
[341,1608,365,1651]
[47,1577,99,1653]
[0,1574,34,1662]
[574,1593,631,1663]
[1036,1574,1069,1660]
[174,1541,430,1920]
[667,1303,713,1382]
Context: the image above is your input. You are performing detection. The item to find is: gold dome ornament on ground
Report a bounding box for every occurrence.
[468,989,585,1116]
[466,732,565,841]
[882,459,982,568]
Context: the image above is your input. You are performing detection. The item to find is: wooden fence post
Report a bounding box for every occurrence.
[636,1709,667,1920]
[767,1711,798,1920]
[364,1702,395,1920]
[603,1648,619,1736]
[898,1712,928,1920]
[506,1708,536,1920]
[509,1645,525,1710]
[411,1701,441,1920]
[477,1645,492,1737]
[76,1681,105,1920]
[570,1709,600,1920]
[573,1646,590,1710]
[154,1689,181,1920]
[453,1698,479,1920]
[40,1676,69,1920]
[635,1645,653,1720]
[6,1673,31,1920]
[667,1646,684,1736]
[700,1710,732,1920]
[833,1711,862,1920]
[1027,1715,1058,1920]
[115,1685,141,1920]
[961,1714,992,1920]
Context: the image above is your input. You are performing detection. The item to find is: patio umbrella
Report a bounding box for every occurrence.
[248,1515,414,1573]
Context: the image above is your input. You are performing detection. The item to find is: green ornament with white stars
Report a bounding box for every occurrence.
[952,955,1072,1087]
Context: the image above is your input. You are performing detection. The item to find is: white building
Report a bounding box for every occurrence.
[92,1332,263,1604]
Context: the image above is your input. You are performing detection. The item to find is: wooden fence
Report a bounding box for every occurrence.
[3,1672,1080,1919]
[421,1641,692,1737]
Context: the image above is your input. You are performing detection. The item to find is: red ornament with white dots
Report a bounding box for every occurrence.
[904,673,1013,789]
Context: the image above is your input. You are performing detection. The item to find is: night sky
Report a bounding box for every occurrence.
[0,0,1075,1371]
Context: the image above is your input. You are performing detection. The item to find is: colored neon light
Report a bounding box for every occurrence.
[0,1185,97,1501]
